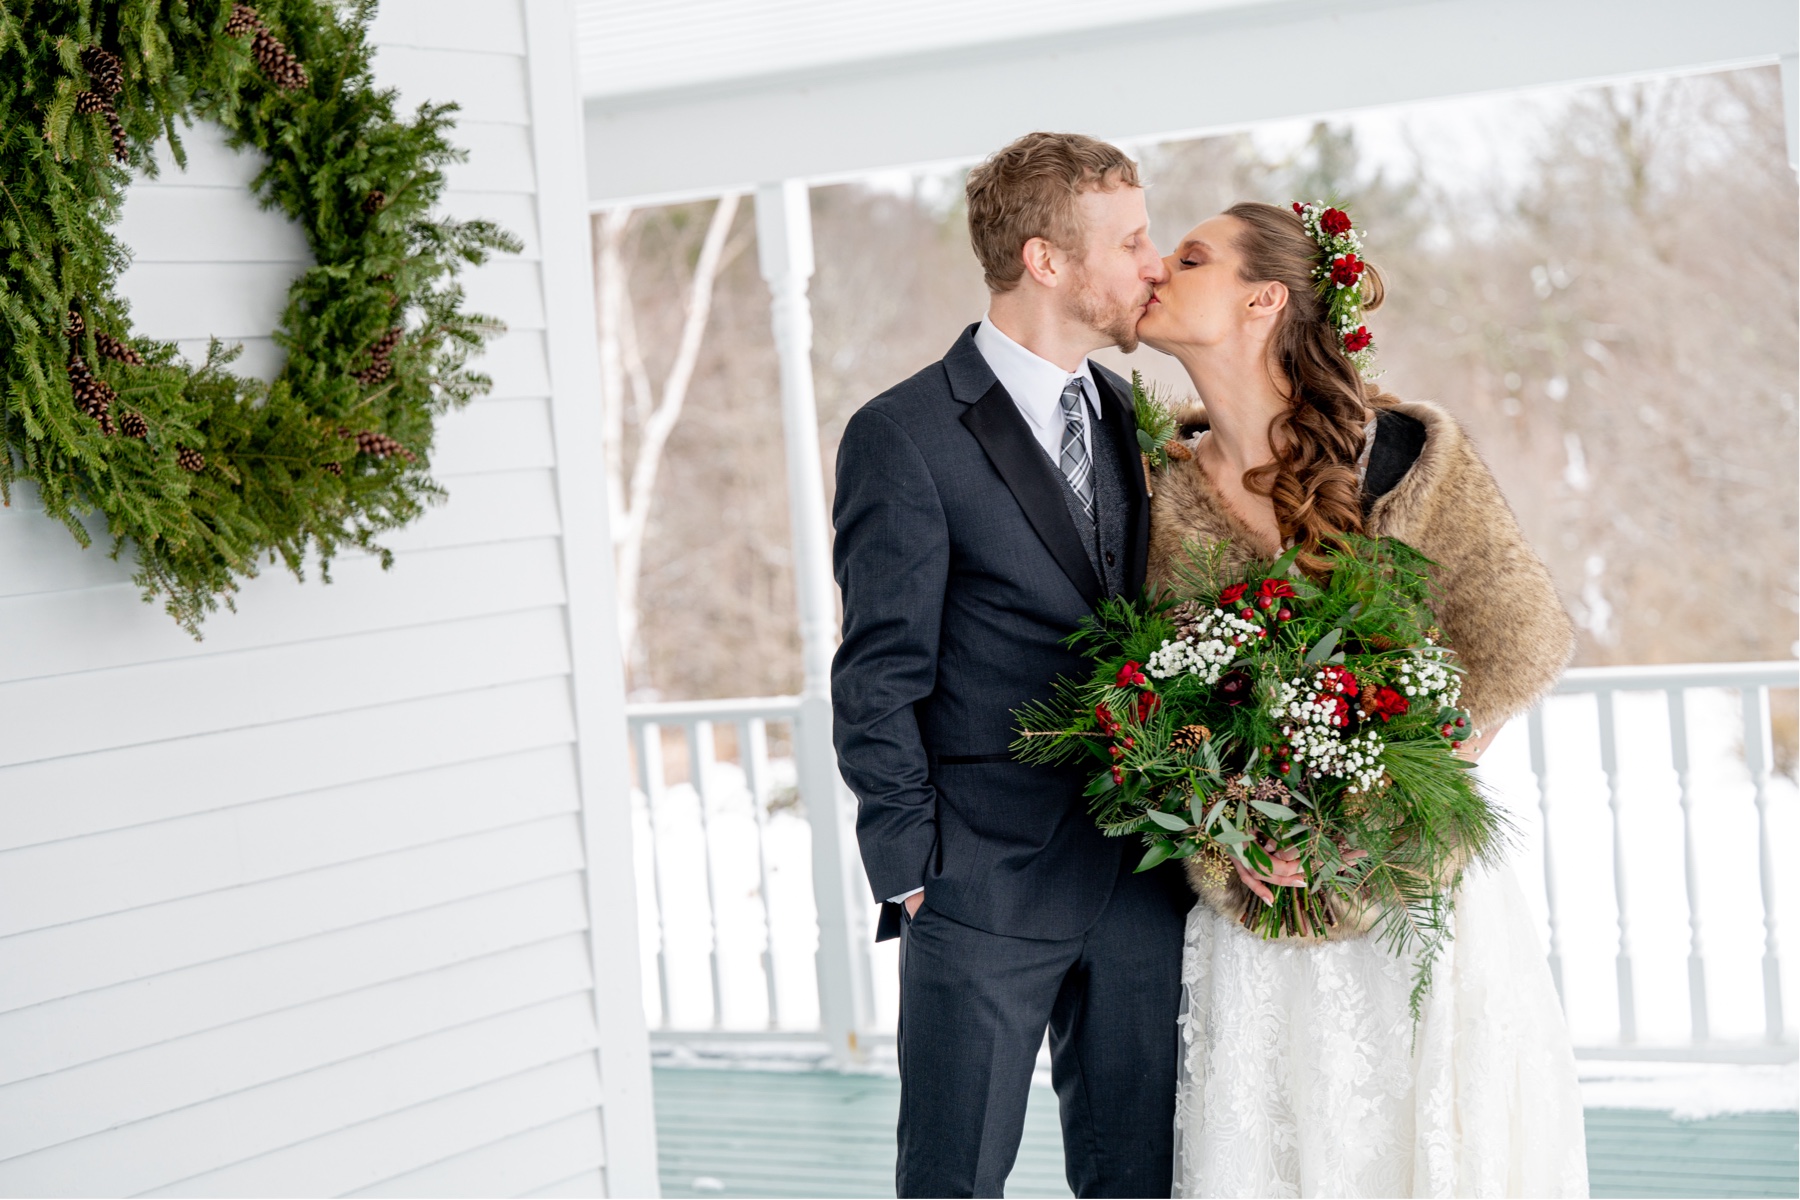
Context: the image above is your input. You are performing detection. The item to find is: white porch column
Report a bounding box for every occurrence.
[756,179,874,1061]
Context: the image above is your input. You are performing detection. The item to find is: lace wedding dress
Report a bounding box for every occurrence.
[1172,860,1589,1198]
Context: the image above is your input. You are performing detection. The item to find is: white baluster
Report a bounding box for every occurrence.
[1666,687,1710,1043]
[1597,690,1636,1043]
[742,717,782,1028]
[633,720,672,1029]
[688,720,726,1027]
[1527,706,1566,1005]
[1742,685,1786,1042]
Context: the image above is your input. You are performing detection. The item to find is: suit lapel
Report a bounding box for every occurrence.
[1092,367,1151,597]
[957,382,1104,609]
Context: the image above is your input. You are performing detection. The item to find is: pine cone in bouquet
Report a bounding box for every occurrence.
[119,411,149,440]
[176,446,206,473]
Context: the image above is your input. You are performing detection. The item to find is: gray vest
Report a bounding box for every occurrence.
[1048,395,1131,598]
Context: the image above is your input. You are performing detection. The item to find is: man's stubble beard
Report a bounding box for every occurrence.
[1069,265,1145,354]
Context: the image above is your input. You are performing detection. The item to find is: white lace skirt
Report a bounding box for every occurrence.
[1173,863,1589,1198]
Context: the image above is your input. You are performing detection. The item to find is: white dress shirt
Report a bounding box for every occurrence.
[973,317,1101,465]
[887,320,1103,907]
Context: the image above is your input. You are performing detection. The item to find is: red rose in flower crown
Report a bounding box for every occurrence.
[1330,253,1365,287]
[1343,326,1373,354]
[1319,207,1353,236]
[1369,686,1409,722]
[1219,582,1249,606]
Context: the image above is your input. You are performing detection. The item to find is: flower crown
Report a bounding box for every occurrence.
[1291,200,1376,376]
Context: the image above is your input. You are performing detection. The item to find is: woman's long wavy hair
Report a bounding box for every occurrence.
[1224,201,1390,572]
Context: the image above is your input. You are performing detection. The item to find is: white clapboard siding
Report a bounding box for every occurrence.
[165,1059,604,1198]
[0,676,576,849]
[0,994,599,1195]
[352,1110,608,1198]
[0,0,654,1193]
[0,816,586,1012]
[0,873,590,1085]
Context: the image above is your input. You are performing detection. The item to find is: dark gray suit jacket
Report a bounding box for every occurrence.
[830,325,1157,942]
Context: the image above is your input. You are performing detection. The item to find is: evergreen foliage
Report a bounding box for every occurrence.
[0,0,519,632]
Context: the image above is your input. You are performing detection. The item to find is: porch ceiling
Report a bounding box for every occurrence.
[579,0,1797,207]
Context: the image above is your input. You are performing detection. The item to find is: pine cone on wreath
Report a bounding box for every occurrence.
[67,356,117,423]
[74,90,129,161]
[95,331,144,365]
[354,430,415,463]
[225,4,262,37]
[176,446,206,473]
[65,309,85,340]
[363,190,386,214]
[119,410,149,440]
[323,461,343,476]
[352,327,403,385]
[251,28,309,92]
[80,47,123,98]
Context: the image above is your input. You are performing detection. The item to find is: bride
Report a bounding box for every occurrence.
[1135,201,1590,1198]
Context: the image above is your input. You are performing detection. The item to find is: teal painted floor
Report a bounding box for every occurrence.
[652,1066,1799,1199]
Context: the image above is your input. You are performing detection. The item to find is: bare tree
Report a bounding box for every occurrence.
[594,193,746,666]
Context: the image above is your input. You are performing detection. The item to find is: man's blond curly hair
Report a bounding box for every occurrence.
[965,132,1141,293]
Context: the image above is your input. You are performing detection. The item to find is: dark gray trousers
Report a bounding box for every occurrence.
[895,857,1189,1198]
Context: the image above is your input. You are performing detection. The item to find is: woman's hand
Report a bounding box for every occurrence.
[1233,843,1305,903]
[1232,841,1368,903]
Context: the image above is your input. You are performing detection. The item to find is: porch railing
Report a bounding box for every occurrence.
[626,661,1797,1063]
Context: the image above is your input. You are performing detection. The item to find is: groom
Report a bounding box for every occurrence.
[831,132,1193,1198]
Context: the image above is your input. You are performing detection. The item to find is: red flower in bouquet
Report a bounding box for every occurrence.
[1320,207,1353,236]
[1219,582,1249,606]
[1369,686,1409,722]
[1329,253,1364,287]
[1256,578,1296,610]
[1116,661,1148,688]
[1318,664,1359,697]
[1137,692,1161,721]
[1343,325,1373,353]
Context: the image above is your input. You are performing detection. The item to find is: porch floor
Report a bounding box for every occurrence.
[651,1066,1799,1199]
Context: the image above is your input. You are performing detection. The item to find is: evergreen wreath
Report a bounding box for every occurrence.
[0,0,520,633]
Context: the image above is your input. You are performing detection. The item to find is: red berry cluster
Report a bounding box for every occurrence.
[1100,661,1164,785]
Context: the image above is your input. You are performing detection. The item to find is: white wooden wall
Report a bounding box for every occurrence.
[0,0,657,1195]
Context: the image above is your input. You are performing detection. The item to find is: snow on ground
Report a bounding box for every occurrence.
[631,685,1798,1069]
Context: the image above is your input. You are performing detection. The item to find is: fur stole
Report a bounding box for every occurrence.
[1148,399,1574,937]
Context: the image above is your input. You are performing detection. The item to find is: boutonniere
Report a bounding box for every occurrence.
[1131,370,1180,495]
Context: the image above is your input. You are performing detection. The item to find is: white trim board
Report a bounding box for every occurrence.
[583,0,1798,205]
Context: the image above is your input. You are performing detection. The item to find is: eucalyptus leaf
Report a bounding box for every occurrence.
[1135,841,1175,872]
[1250,799,1299,821]
[1144,808,1190,832]
[1304,627,1342,666]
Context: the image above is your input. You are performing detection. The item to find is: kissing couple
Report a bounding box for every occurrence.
[830,132,1591,1198]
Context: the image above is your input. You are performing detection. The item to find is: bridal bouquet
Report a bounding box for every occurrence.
[1012,534,1508,1010]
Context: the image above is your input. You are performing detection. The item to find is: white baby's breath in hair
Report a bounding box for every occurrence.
[1292,200,1378,378]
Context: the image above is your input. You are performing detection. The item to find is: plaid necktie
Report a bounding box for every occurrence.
[1058,378,1095,526]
